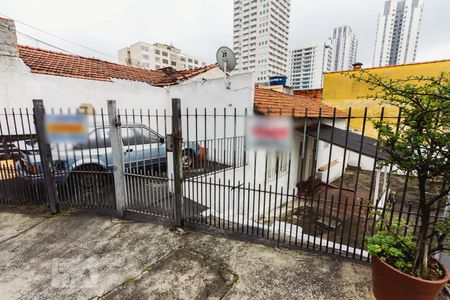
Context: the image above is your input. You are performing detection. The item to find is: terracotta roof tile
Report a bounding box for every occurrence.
[17,45,217,86]
[254,87,345,118]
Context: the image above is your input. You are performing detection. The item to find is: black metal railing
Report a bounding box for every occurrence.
[0,102,446,263]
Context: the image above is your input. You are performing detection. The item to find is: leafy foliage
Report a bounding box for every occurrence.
[349,71,450,279]
[366,215,416,274]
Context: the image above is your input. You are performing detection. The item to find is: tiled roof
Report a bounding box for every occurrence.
[254,87,345,118]
[17,45,217,86]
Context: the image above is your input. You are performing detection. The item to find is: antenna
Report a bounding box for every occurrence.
[216,46,236,89]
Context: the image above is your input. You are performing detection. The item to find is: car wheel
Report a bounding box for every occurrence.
[71,165,106,192]
[182,150,194,168]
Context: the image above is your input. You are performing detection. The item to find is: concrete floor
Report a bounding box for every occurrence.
[0,205,374,300]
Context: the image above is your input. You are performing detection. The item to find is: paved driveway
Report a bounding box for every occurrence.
[0,205,374,299]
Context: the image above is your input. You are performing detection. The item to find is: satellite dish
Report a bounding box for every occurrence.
[216,46,236,73]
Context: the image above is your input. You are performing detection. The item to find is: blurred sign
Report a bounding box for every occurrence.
[246,116,293,150]
[45,114,88,144]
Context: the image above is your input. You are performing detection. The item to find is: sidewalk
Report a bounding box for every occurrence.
[0,206,373,299]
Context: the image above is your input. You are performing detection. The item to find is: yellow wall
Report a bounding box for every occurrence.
[322,60,450,138]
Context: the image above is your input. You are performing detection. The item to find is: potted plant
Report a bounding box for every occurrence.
[350,71,450,300]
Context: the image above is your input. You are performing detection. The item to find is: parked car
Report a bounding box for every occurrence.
[16,123,205,189]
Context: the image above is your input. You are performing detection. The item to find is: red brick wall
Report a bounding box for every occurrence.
[293,89,323,101]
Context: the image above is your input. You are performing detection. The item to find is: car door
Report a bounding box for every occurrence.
[121,126,140,170]
[135,125,166,172]
[71,127,112,170]
[121,125,166,172]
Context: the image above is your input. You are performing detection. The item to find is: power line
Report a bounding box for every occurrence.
[0,13,116,59]
[0,23,74,55]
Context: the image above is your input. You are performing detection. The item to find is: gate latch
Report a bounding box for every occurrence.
[166,134,174,152]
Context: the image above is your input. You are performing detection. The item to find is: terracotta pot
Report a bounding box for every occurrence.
[371,256,450,300]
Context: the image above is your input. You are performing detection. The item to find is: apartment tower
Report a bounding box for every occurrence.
[288,40,333,90]
[331,25,358,71]
[373,0,424,67]
[233,0,291,83]
[118,42,206,71]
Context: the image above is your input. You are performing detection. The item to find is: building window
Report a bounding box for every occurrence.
[162,59,169,64]
[162,51,168,57]
[188,58,193,63]
[141,46,149,52]
[266,151,289,181]
[155,49,160,55]
[194,60,198,64]
[171,61,177,66]
[155,65,161,69]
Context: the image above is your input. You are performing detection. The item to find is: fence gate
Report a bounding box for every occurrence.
[105,101,175,220]
[1,98,446,264]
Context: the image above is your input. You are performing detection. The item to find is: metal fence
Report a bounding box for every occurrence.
[0,99,446,263]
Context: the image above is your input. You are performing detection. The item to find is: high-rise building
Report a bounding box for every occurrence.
[331,26,358,71]
[233,0,291,83]
[373,0,424,67]
[288,40,333,90]
[118,42,207,71]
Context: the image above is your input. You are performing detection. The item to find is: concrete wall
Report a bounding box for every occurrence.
[322,60,450,138]
[0,65,234,109]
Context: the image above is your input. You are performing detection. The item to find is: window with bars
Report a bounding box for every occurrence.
[266,150,289,181]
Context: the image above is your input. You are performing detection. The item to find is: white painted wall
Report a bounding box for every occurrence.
[348,152,376,171]
[0,68,166,110]
[0,54,358,226]
[0,65,231,111]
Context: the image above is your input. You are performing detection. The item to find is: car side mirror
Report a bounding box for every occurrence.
[160,137,165,144]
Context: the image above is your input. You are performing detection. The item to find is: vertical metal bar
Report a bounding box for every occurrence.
[204,108,209,225]
[397,172,410,231]
[324,109,337,203]
[368,108,385,202]
[195,108,199,222]
[361,198,372,261]
[185,108,190,221]
[332,193,342,255]
[232,108,237,231]
[325,194,336,254]
[267,185,273,239]
[107,100,127,218]
[243,108,248,233]
[310,108,322,250]
[213,108,218,227]
[339,196,349,256]
[277,186,284,246]
[353,108,368,200]
[18,108,34,203]
[33,100,59,214]
[337,108,351,207]
[298,108,308,247]
[11,108,28,203]
[404,203,413,236]
[171,98,184,227]
[352,197,364,259]
[345,194,357,257]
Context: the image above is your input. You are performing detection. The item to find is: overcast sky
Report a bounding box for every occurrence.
[1,0,449,67]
